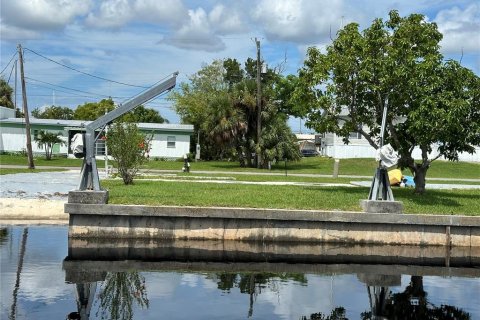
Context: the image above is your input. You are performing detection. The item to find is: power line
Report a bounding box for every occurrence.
[25,76,122,99]
[1,52,17,75]
[7,61,16,84]
[24,94,100,99]
[23,47,149,88]
[25,80,112,100]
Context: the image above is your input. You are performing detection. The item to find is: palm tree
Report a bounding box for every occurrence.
[203,91,247,161]
[33,130,64,160]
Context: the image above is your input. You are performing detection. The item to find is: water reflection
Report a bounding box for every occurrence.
[67,273,474,319]
[63,238,479,320]
[10,227,28,320]
[213,273,308,317]
[301,307,347,320]
[359,275,471,320]
[97,272,148,320]
[1,227,479,319]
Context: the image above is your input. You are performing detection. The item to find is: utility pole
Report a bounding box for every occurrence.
[18,44,35,169]
[14,59,17,114]
[104,106,109,178]
[256,38,262,169]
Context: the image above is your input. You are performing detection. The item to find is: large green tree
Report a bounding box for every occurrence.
[74,98,115,120]
[32,105,74,120]
[171,58,301,167]
[295,10,480,194]
[120,105,168,123]
[74,98,167,123]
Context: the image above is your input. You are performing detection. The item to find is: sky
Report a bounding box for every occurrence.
[1,0,479,133]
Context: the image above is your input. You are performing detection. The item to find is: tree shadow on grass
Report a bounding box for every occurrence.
[201,161,329,173]
[395,189,479,209]
[305,186,368,195]
[305,186,480,214]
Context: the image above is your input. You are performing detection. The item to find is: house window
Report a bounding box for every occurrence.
[349,132,362,139]
[95,139,106,155]
[167,136,176,148]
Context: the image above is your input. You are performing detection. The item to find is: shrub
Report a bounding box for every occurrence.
[106,122,152,185]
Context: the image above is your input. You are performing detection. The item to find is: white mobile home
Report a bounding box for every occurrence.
[315,131,480,162]
[0,106,193,159]
[310,106,480,162]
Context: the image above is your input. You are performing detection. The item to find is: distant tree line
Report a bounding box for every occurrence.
[31,98,168,123]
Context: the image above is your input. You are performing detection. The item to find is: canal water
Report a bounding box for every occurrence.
[1,226,479,320]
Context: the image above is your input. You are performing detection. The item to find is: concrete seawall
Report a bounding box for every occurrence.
[65,204,480,247]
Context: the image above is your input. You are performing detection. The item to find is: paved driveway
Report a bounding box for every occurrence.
[0,170,80,199]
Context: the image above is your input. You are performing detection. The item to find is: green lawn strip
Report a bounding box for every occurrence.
[136,173,364,184]
[143,157,479,179]
[143,159,274,172]
[103,180,480,216]
[0,168,68,175]
[2,154,478,180]
[0,155,83,167]
[136,172,479,185]
[425,161,480,179]
[426,180,480,185]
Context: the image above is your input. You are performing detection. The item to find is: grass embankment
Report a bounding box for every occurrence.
[103,179,480,216]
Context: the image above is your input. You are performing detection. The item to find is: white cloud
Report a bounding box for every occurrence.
[133,0,188,25]
[0,0,92,35]
[0,21,41,40]
[161,8,226,52]
[434,4,480,54]
[209,4,248,35]
[251,0,346,43]
[2,0,478,122]
[85,0,134,28]
[85,0,187,28]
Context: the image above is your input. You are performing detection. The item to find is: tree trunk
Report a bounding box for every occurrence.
[412,165,428,194]
[236,146,246,168]
[46,144,52,160]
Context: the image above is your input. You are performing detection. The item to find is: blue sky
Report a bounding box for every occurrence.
[1,0,479,132]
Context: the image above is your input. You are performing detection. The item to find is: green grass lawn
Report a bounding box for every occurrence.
[137,172,366,184]
[103,179,480,216]
[1,152,478,215]
[0,154,83,167]
[0,168,67,175]
[2,154,478,179]
[143,157,479,179]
